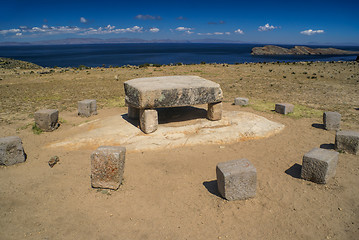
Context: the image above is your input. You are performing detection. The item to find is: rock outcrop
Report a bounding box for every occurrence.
[251,45,359,55]
[0,57,42,69]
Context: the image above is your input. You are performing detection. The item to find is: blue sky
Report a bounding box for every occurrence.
[1,0,358,45]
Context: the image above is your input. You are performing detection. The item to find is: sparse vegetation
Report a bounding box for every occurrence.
[1,60,358,128]
[31,123,43,135]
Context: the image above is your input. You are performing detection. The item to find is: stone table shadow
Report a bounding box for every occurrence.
[121,106,208,127]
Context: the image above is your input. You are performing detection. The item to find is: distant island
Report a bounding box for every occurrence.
[251,45,359,55]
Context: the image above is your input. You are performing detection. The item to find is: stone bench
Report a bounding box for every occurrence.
[124,76,223,133]
[0,136,26,166]
[323,111,341,131]
[34,109,59,132]
[234,97,249,106]
[91,146,126,190]
[216,158,257,201]
[301,148,339,184]
[335,130,359,155]
[275,103,294,115]
[78,99,97,117]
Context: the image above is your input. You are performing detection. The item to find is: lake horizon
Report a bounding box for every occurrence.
[1,43,358,68]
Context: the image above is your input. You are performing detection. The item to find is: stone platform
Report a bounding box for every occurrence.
[124,76,223,133]
[47,109,285,153]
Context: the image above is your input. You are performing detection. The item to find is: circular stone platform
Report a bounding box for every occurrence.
[47,110,284,152]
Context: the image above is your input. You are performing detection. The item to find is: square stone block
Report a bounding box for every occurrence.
[78,99,97,117]
[323,111,341,131]
[335,130,359,155]
[140,109,158,134]
[301,148,339,184]
[34,109,59,131]
[0,136,26,166]
[275,103,294,114]
[234,97,249,106]
[91,146,126,190]
[216,158,257,201]
[207,102,222,121]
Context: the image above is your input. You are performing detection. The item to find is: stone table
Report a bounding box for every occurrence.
[124,75,223,133]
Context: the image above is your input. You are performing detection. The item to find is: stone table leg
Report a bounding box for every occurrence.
[207,102,222,121]
[128,105,140,119]
[140,109,158,134]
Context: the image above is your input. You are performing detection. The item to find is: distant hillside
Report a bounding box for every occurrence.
[0,37,244,46]
[0,57,42,69]
[251,45,359,55]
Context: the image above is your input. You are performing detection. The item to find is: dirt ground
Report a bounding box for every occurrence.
[0,62,358,239]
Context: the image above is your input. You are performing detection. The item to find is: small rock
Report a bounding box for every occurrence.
[48,156,59,168]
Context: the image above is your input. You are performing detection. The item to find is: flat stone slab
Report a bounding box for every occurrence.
[0,136,26,166]
[47,110,284,152]
[301,148,339,184]
[124,75,223,109]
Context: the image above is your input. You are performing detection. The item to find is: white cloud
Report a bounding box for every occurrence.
[213,32,224,35]
[80,17,88,23]
[0,28,21,34]
[175,27,193,31]
[83,25,144,34]
[0,24,148,37]
[135,14,161,20]
[149,27,160,33]
[258,23,279,32]
[234,29,244,34]
[197,33,213,36]
[300,29,324,35]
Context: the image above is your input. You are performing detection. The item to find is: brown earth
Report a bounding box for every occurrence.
[0,62,358,239]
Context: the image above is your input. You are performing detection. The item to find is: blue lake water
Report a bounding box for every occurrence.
[0,43,358,68]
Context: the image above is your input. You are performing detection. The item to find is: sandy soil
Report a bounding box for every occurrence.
[0,62,358,239]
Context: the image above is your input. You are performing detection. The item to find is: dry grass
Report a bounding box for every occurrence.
[0,61,358,128]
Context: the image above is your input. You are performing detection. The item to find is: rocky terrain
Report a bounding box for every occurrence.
[1,59,358,240]
[251,45,359,55]
[0,57,43,69]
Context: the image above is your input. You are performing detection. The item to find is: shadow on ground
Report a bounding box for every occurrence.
[203,180,223,199]
[121,114,139,128]
[285,163,302,179]
[320,143,335,150]
[312,123,325,129]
